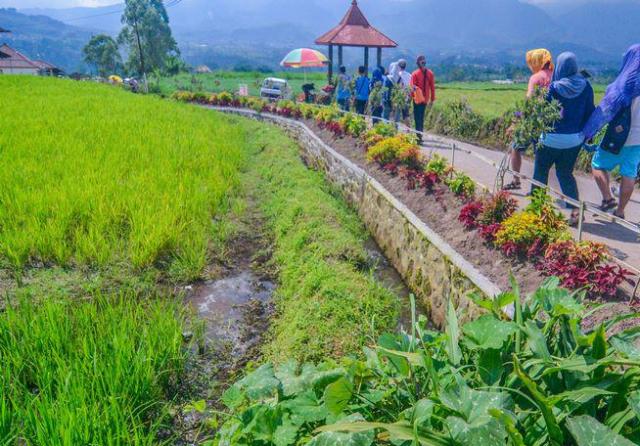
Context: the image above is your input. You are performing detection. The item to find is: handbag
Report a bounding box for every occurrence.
[600,106,632,155]
[413,71,428,105]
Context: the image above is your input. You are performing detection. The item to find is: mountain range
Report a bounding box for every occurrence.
[4,0,640,73]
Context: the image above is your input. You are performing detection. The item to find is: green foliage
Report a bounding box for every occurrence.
[511,87,562,151]
[215,279,640,445]
[118,0,180,75]
[246,124,399,363]
[339,113,367,138]
[434,98,485,140]
[446,171,476,198]
[83,34,122,77]
[0,293,188,444]
[0,77,247,281]
[424,153,451,177]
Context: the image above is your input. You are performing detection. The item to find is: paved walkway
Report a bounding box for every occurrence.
[420,134,640,270]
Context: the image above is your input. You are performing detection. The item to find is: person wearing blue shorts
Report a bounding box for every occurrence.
[584,44,640,220]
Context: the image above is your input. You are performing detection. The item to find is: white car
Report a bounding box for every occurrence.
[259,77,291,101]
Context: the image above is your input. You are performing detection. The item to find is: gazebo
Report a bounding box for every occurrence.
[315,0,397,81]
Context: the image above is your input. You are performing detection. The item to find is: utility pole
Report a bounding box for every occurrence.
[131,7,148,93]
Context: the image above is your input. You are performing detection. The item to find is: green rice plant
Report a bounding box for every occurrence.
[0,292,188,445]
[0,77,248,281]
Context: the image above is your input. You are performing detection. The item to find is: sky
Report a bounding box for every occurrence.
[0,0,119,8]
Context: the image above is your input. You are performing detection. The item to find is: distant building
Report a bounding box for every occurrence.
[195,65,212,74]
[0,43,62,76]
[33,60,64,76]
[492,79,514,85]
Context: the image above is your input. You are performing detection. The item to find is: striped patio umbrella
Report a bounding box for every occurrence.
[280,48,329,68]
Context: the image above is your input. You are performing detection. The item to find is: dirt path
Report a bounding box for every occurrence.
[422,135,640,270]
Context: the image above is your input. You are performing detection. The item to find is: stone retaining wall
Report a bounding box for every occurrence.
[211,107,503,327]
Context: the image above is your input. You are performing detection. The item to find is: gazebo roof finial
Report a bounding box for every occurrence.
[315,0,397,48]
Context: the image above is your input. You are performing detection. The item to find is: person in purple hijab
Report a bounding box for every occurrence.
[584,44,640,220]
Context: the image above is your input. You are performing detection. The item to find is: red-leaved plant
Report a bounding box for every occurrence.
[459,201,484,230]
[478,191,518,226]
[537,241,631,297]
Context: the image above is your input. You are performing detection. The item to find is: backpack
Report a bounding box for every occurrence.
[601,106,632,155]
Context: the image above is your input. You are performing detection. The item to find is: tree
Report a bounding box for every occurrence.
[83,34,122,77]
[118,0,179,77]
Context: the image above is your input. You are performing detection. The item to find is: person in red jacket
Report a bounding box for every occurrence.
[410,55,436,144]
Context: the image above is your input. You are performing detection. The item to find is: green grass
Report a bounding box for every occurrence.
[158,72,607,119]
[155,71,326,98]
[0,293,188,445]
[0,77,248,282]
[236,120,400,363]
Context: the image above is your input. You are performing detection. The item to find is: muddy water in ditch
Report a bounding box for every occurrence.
[363,238,416,331]
[186,272,275,358]
[186,236,414,360]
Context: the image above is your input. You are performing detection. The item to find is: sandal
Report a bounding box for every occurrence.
[502,180,521,191]
[613,211,626,220]
[599,198,617,212]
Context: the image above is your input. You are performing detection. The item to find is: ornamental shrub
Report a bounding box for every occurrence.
[478,191,518,226]
[447,171,476,198]
[366,134,419,167]
[538,240,631,297]
[424,153,450,177]
[339,113,367,138]
[459,200,484,229]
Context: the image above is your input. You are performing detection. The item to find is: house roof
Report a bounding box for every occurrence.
[33,60,61,71]
[315,0,397,48]
[0,44,45,70]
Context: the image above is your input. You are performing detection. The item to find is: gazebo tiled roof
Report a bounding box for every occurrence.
[315,0,397,48]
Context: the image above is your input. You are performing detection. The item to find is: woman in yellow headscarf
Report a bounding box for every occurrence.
[525,48,554,97]
[504,48,554,190]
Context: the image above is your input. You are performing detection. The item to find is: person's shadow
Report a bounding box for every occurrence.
[581,220,640,255]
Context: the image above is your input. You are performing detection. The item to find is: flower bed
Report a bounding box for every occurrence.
[172,90,631,300]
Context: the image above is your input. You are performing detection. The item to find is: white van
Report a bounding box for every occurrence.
[259,77,291,101]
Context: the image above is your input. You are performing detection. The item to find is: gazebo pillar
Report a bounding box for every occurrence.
[338,45,343,69]
[328,44,334,82]
[364,47,369,72]
[377,47,382,69]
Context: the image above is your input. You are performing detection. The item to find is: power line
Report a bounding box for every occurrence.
[64,0,185,23]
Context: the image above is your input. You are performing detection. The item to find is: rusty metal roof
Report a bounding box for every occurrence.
[0,44,40,69]
[315,0,397,48]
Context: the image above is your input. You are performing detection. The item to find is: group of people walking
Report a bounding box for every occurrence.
[505,45,640,226]
[335,55,436,142]
[332,45,639,226]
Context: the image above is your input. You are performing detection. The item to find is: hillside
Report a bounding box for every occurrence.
[0,8,92,72]
[17,0,640,71]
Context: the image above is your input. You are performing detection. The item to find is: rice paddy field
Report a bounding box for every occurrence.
[1,77,247,280]
[0,76,403,444]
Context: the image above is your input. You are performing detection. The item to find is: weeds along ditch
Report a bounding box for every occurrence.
[0,78,408,444]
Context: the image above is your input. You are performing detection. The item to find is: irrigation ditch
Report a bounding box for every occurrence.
[206,106,505,327]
